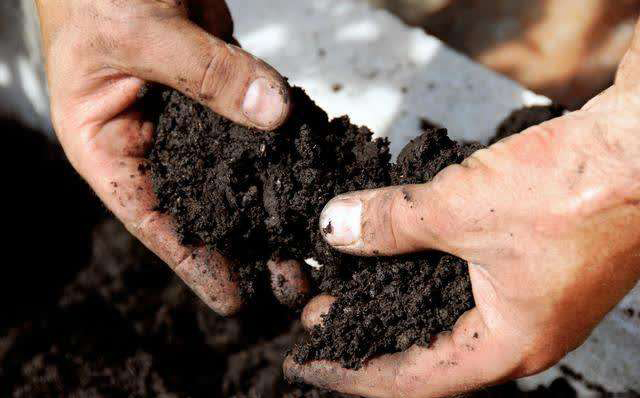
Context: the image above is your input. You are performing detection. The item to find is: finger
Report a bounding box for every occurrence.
[74,107,243,316]
[116,16,290,130]
[301,294,336,331]
[285,308,521,398]
[319,165,479,257]
[267,259,311,308]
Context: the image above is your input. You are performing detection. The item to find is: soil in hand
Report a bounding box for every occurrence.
[148,88,476,369]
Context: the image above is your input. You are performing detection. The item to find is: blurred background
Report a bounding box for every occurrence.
[369,0,640,109]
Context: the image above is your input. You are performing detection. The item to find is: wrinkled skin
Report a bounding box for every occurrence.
[35,0,305,315]
[285,19,640,398]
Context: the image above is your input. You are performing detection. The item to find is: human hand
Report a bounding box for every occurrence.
[36,0,306,315]
[284,21,640,398]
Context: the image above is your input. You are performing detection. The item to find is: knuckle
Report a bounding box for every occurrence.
[364,188,411,253]
[428,168,471,241]
[199,45,237,102]
[388,189,412,249]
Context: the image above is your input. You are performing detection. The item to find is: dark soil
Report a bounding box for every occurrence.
[149,87,392,288]
[148,90,561,371]
[0,115,578,397]
[1,219,351,398]
[490,104,566,144]
[149,88,477,369]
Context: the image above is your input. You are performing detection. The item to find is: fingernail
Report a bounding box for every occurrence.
[320,197,362,247]
[243,77,287,128]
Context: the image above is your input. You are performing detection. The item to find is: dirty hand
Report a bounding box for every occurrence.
[285,22,640,398]
[36,0,306,315]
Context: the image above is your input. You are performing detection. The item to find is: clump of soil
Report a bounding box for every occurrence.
[149,88,477,369]
[149,87,391,277]
[490,104,566,144]
[295,137,481,368]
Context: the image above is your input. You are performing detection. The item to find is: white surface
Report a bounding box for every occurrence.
[229,0,640,394]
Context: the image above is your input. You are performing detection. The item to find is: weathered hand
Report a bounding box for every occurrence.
[285,20,640,398]
[36,0,305,315]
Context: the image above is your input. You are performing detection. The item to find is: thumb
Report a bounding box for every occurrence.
[120,16,290,130]
[319,164,479,256]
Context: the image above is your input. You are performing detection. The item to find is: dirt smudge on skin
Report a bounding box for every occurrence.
[322,221,333,235]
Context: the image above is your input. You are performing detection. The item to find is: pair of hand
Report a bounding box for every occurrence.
[37,1,640,397]
[35,0,309,315]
